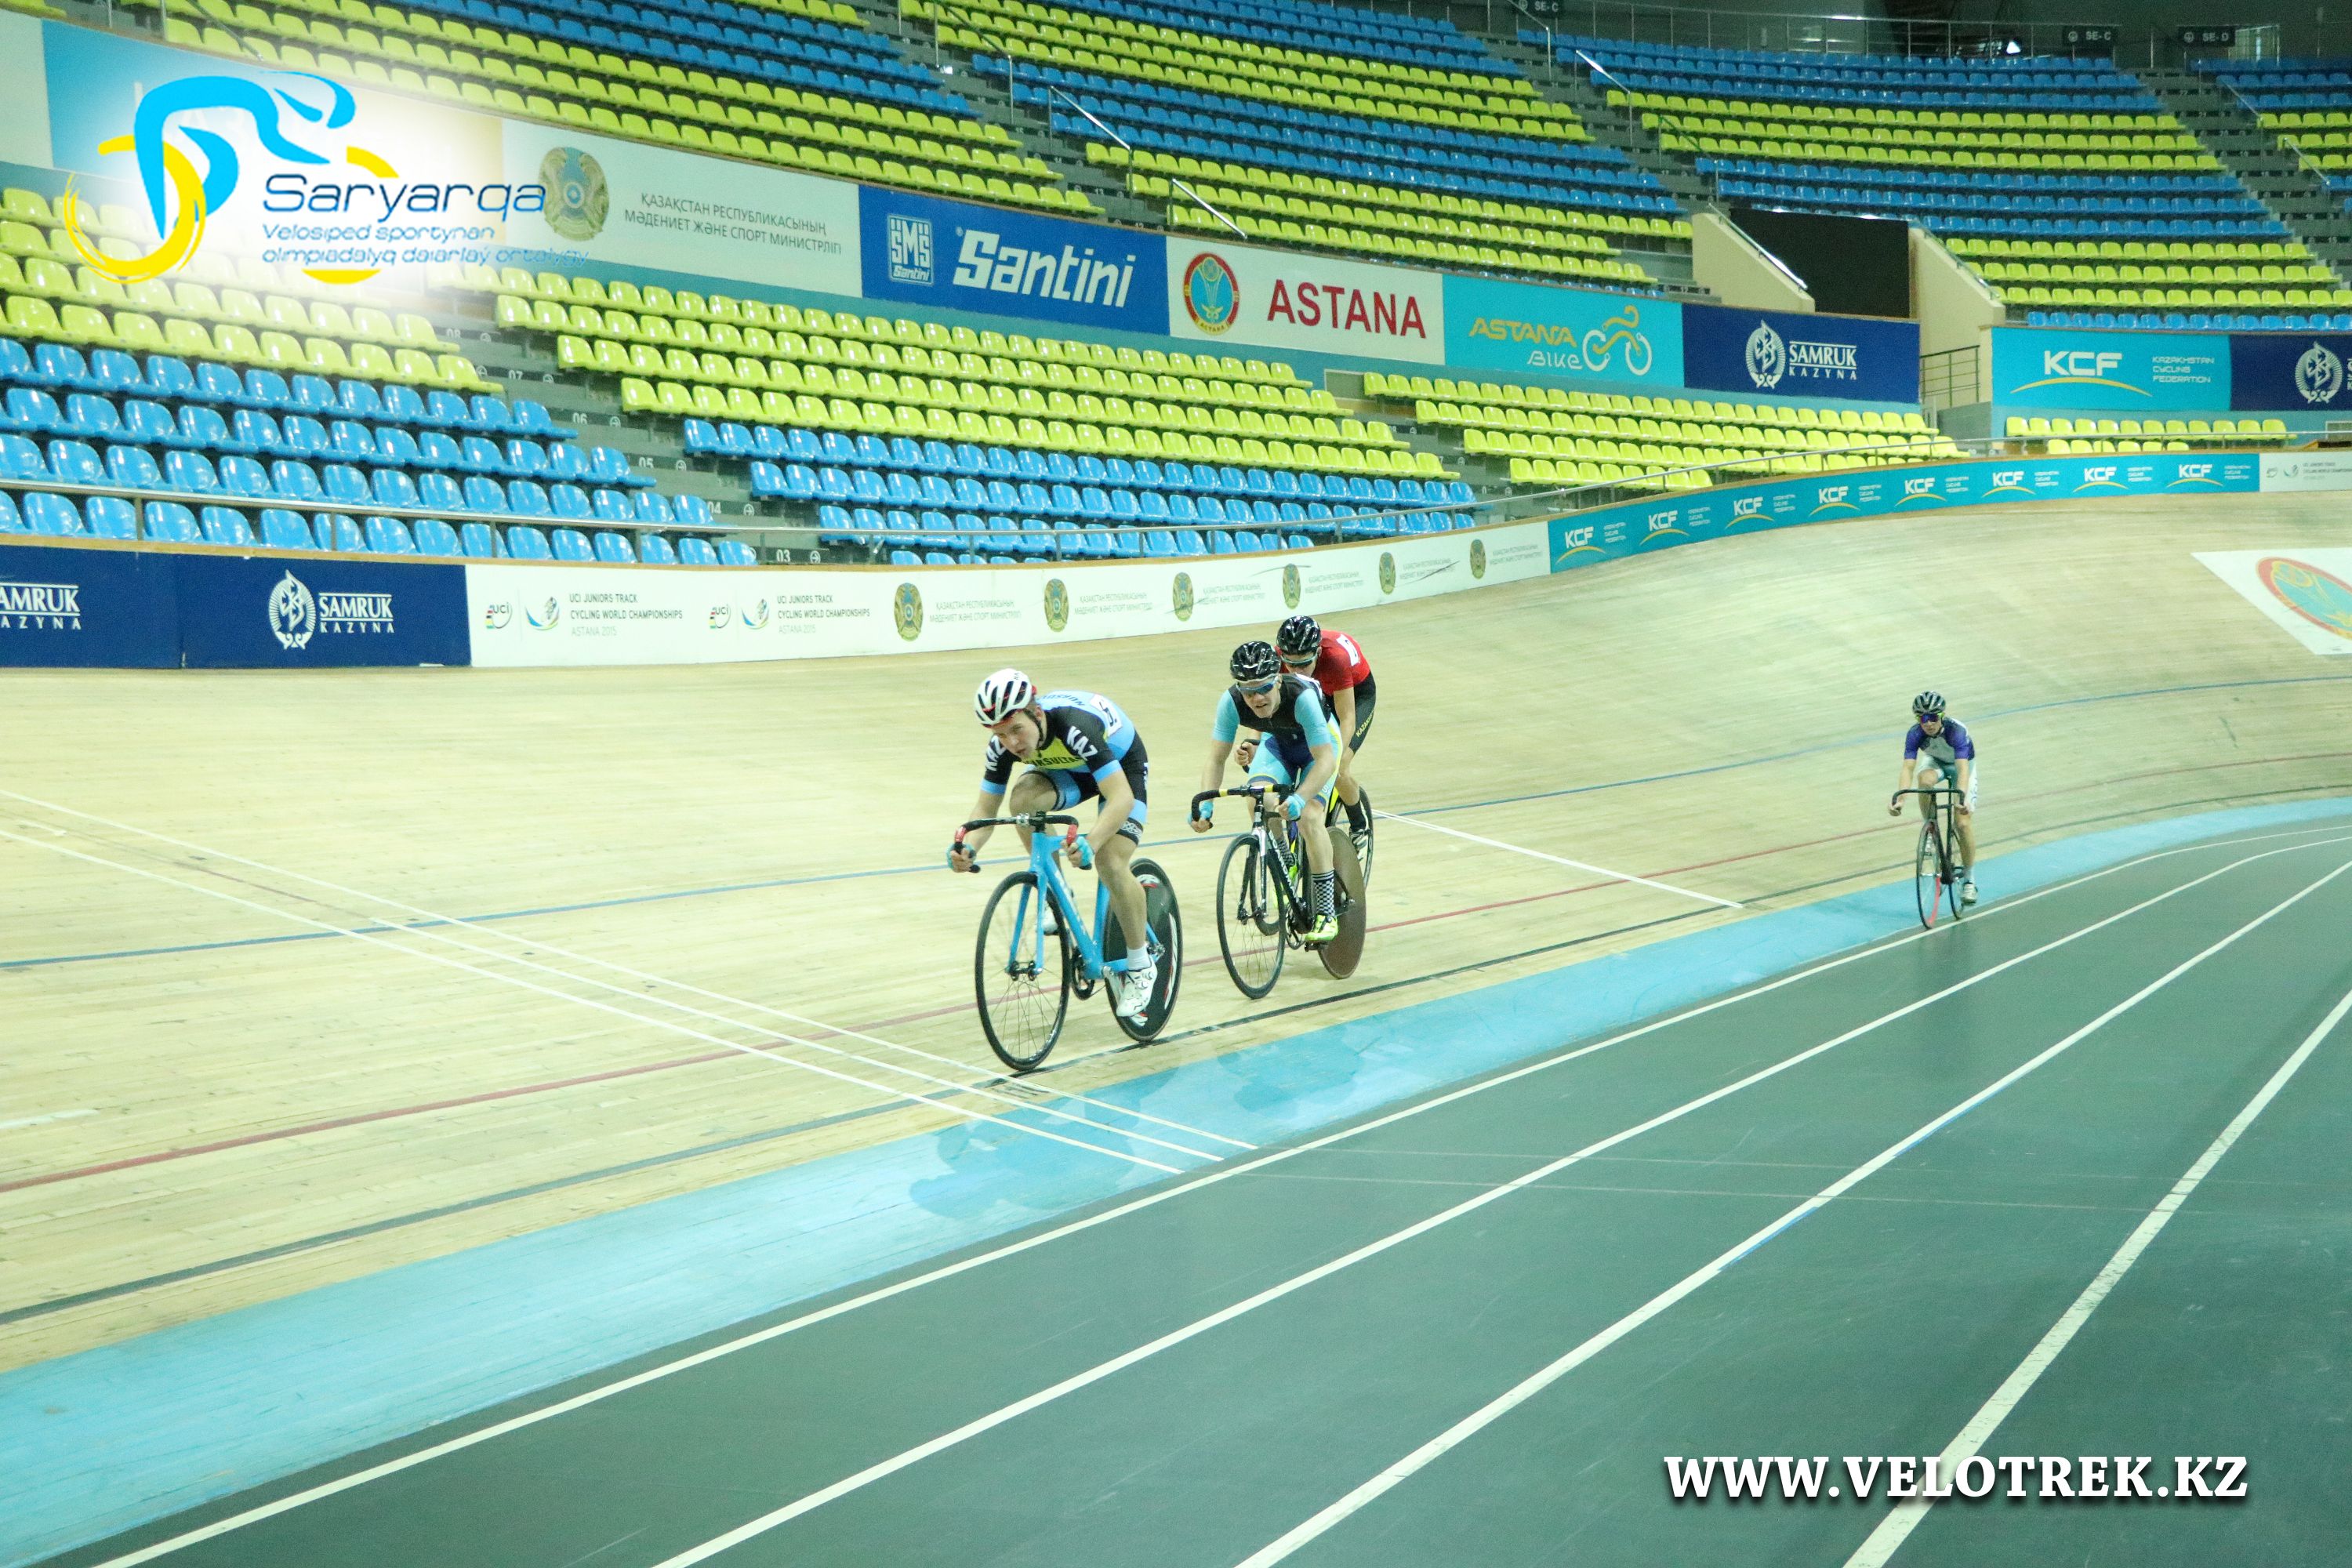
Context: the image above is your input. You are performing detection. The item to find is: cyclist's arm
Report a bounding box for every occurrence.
[1298,696,1340,806]
[1329,684,1357,746]
[1199,694,1242,822]
[1954,756,1973,813]
[1890,755,1918,815]
[953,786,1002,869]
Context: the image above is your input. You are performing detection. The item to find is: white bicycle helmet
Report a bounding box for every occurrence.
[974,668,1036,724]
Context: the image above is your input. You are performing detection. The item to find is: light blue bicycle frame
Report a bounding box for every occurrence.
[1000,826,1145,985]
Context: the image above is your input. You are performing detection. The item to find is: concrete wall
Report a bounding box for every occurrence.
[1690,211,1814,313]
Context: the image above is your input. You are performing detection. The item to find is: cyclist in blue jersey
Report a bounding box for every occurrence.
[1190,640,1344,943]
[1889,688,1978,906]
[950,669,1157,1020]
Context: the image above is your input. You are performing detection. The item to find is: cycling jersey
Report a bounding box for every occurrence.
[983,690,1149,841]
[1903,717,1976,768]
[1308,629,1372,695]
[1213,674,1337,750]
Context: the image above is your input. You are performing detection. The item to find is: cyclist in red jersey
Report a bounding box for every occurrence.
[1275,614,1374,855]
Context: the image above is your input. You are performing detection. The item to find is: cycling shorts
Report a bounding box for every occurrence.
[1047,737,1150,844]
[1917,755,1979,811]
[1341,676,1376,753]
[1247,731,1338,812]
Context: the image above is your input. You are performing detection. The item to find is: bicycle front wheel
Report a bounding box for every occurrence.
[975,870,1072,1072]
[1217,833,1286,998]
[1913,821,1946,930]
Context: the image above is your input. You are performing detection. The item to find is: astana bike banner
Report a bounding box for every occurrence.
[1545,450,2259,575]
[1990,328,2230,411]
[1442,275,1686,386]
[1164,240,1446,365]
[862,187,1168,336]
[1679,304,1921,404]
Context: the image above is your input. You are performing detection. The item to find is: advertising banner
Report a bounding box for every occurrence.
[1443,275,1685,386]
[1990,328,2230,411]
[2194,550,2352,656]
[500,122,861,299]
[2259,449,2352,492]
[1165,239,1444,365]
[1680,304,1920,404]
[2228,333,2352,412]
[1547,450,2258,575]
[42,23,508,284]
[861,188,1167,336]
[176,554,470,667]
[0,542,180,667]
[466,524,1547,667]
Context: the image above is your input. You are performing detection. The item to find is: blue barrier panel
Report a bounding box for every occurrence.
[858,187,1168,336]
[1442,275,1685,385]
[1548,452,2259,573]
[1680,304,1919,403]
[0,543,180,667]
[1991,328,2230,410]
[2230,333,2352,412]
[176,554,470,667]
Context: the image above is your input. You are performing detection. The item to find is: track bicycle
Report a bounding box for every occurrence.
[1192,782,1367,999]
[1897,785,1968,929]
[955,811,1181,1072]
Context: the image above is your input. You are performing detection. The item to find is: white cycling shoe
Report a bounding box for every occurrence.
[1115,959,1159,1021]
[1961,877,1979,906]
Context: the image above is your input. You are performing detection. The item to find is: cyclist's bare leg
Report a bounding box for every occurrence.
[1004,772,1056,849]
[1300,800,1333,876]
[1094,831,1148,951]
[1956,813,1978,869]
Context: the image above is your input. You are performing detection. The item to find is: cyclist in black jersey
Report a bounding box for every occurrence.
[1190,641,1343,943]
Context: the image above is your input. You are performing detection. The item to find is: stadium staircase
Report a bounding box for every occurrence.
[2144,66,2352,277]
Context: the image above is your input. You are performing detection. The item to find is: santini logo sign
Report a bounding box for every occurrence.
[61,73,542,285]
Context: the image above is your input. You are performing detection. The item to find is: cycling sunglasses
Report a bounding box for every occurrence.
[1237,678,1283,696]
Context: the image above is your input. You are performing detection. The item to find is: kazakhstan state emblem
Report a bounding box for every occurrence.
[1469,539,1488,579]
[892,582,923,641]
[540,146,609,241]
[1171,571,1194,622]
[1281,563,1301,608]
[2294,342,2343,405]
[1044,576,1070,633]
[1378,552,1396,596]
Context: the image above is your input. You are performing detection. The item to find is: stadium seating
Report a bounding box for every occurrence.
[1,194,746,562]
[130,0,1088,215]
[2002,413,2292,452]
[1367,371,1962,493]
[913,0,1685,285]
[1561,38,2352,328]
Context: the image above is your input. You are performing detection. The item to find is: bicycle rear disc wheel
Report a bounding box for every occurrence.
[1111,857,1182,1041]
[1913,822,1945,930]
[1317,825,1368,978]
[1217,833,1286,999]
[1349,784,1374,886]
[975,870,1072,1072]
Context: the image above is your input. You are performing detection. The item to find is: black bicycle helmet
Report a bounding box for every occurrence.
[1230,640,1282,681]
[1911,690,1946,719]
[1276,613,1321,664]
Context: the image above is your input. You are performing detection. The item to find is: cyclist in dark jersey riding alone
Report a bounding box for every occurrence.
[1192,640,1343,943]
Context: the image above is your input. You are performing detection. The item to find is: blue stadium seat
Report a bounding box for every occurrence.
[316,514,366,553]
[107,445,165,491]
[460,476,508,514]
[677,535,720,566]
[550,484,594,521]
[412,517,463,557]
[84,496,139,541]
[22,493,84,535]
[365,516,418,554]
[165,450,222,495]
[45,439,103,485]
[505,524,555,560]
[270,461,326,506]
[260,509,314,550]
[715,539,757,565]
[550,527,595,561]
[123,401,177,448]
[200,506,255,546]
[457,521,499,557]
[593,530,637,564]
[372,470,422,509]
[637,532,678,565]
[219,456,275,499]
[145,502,201,543]
[505,480,553,517]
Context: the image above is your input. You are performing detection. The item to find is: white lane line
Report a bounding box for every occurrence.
[0,829,1186,1178]
[634,839,2348,1568]
[65,824,2345,1568]
[1374,810,1744,909]
[0,789,1253,1156]
[0,1108,96,1131]
[1231,852,2352,1568]
[1839,974,2352,1568]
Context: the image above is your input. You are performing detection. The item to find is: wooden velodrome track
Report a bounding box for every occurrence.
[2,490,2347,1377]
